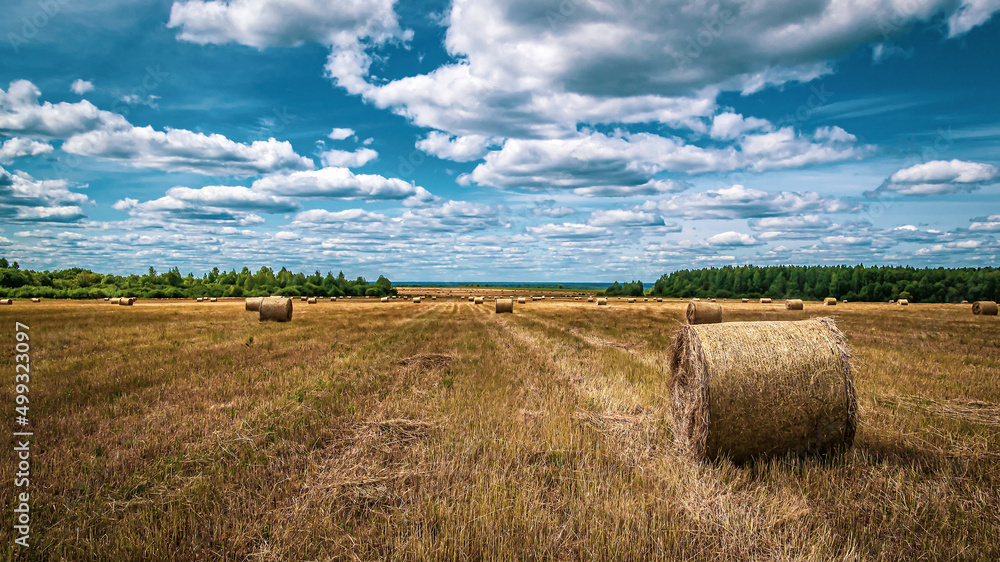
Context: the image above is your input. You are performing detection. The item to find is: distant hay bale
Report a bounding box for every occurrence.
[759,298,772,304]
[668,317,856,462]
[597,298,608,306]
[972,301,998,315]
[692,298,701,302]
[0,299,11,305]
[381,297,389,302]
[742,298,749,303]
[30,297,41,303]
[110,297,121,304]
[307,297,317,304]
[686,301,722,325]
[300,296,308,302]
[897,299,909,306]
[517,297,526,304]
[469,296,475,302]
[413,297,421,303]
[961,300,969,304]
[588,297,595,302]
[842,299,848,304]
[118,297,134,306]
[889,300,895,304]
[259,297,293,322]
[245,297,263,312]
[785,299,804,310]
[823,298,837,306]
[628,297,636,303]
[330,297,337,302]
[496,298,514,313]
[474,297,484,304]
[644,298,649,302]
[710,298,716,302]
[104,297,110,301]
[210,297,218,302]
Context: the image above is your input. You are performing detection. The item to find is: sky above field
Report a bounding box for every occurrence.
[1,0,999,281]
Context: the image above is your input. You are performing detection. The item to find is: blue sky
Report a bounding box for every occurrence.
[1,0,998,281]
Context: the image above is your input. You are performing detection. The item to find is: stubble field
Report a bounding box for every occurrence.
[1,297,998,560]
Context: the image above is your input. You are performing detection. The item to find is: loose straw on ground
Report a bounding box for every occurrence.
[668,317,856,462]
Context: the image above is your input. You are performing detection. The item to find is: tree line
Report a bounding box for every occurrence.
[0,258,398,299]
[642,265,999,303]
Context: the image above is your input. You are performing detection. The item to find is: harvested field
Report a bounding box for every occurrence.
[1,299,999,560]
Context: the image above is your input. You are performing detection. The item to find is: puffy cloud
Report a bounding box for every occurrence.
[587,209,665,228]
[415,131,493,162]
[748,214,838,240]
[525,222,610,239]
[70,79,94,95]
[394,200,507,232]
[320,147,378,168]
[292,208,386,225]
[164,185,299,213]
[710,112,771,141]
[643,184,853,220]
[969,214,1000,231]
[821,235,872,246]
[62,126,314,176]
[0,166,89,223]
[532,205,576,218]
[948,0,1000,37]
[167,0,409,48]
[328,127,355,140]
[111,193,265,225]
[252,167,436,206]
[707,231,761,247]
[0,138,53,164]
[0,80,129,138]
[867,159,999,196]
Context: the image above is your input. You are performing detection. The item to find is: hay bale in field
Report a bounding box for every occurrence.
[330,297,337,302]
[307,297,317,304]
[496,298,514,313]
[742,298,749,303]
[644,298,649,302]
[888,300,895,304]
[469,296,475,302]
[413,297,421,303]
[628,297,637,303]
[0,299,11,305]
[785,299,804,310]
[30,297,41,303]
[118,297,133,306]
[381,297,389,302]
[109,297,121,304]
[686,301,722,325]
[710,298,716,303]
[517,297,526,304]
[823,298,837,306]
[597,297,608,306]
[300,296,308,302]
[668,317,856,462]
[589,297,595,302]
[259,297,293,322]
[842,300,848,304]
[104,297,110,301]
[210,297,218,302]
[692,297,701,302]
[474,297,484,304]
[961,300,969,304]
[245,297,263,312]
[759,298,772,304]
[973,301,998,315]
[897,299,909,306]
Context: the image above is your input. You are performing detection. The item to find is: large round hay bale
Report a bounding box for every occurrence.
[785,299,804,310]
[0,299,12,305]
[245,297,263,311]
[496,298,514,313]
[474,297,484,304]
[307,297,317,304]
[897,299,909,306]
[589,296,595,302]
[668,317,856,462]
[260,297,293,322]
[110,297,121,304]
[413,297,421,303]
[119,297,133,306]
[823,298,837,306]
[597,298,608,306]
[517,297,526,304]
[973,301,998,315]
[686,301,722,324]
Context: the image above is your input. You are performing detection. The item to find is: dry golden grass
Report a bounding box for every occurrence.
[1,299,999,560]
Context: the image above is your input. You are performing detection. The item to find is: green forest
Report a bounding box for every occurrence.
[644,265,999,303]
[0,258,397,299]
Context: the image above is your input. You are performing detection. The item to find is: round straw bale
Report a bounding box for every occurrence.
[30,297,41,302]
[597,297,608,306]
[644,298,649,302]
[888,300,895,304]
[517,297,526,304]
[381,296,389,302]
[119,297,133,306]
[307,297,317,304]
[741,298,749,303]
[104,297,110,301]
[785,299,804,310]
[474,297,484,304]
[823,297,837,306]
[760,298,772,304]
[210,297,218,302]
[589,297,595,302]
[628,297,636,303]
[469,296,475,302]
[0,299,12,305]
[686,301,722,324]
[692,298,701,302]
[259,297,293,322]
[897,299,909,306]
[110,297,121,304]
[413,297,421,303]
[972,301,998,315]
[300,296,308,302]
[330,297,337,302]
[961,300,968,304]
[496,298,514,313]
[245,297,263,311]
[842,300,848,304]
[668,317,856,462]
